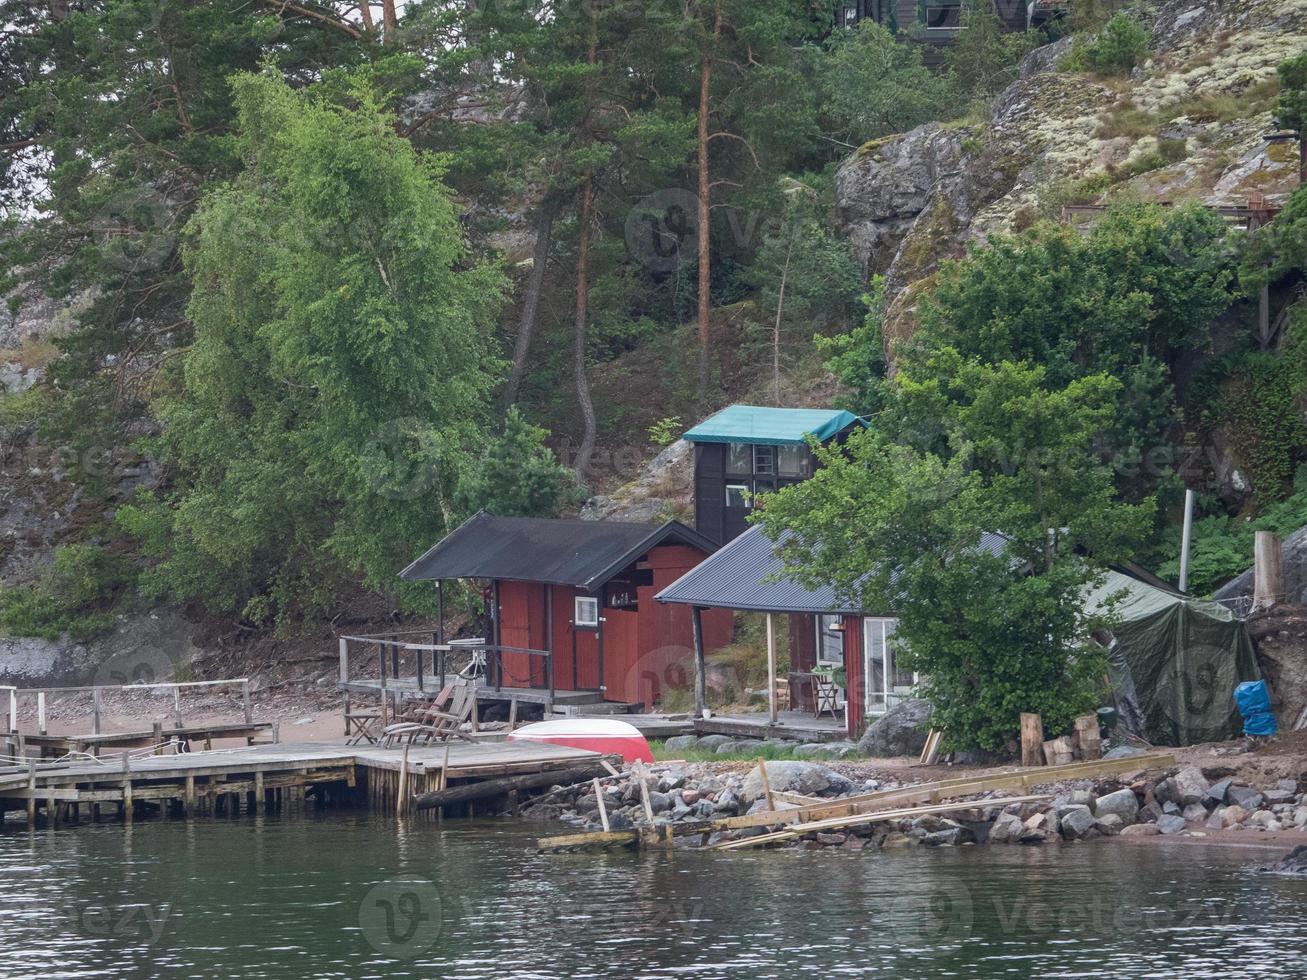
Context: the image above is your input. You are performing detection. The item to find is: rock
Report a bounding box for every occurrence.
[1172,767,1210,807]
[856,698,934,757]
[1259,845,1307,875]
[1155,777,1181,807]
[1249,810,1281,830]
[1121,823,1161,836]
[1103,746,1148,760]
[647,791,672,814]
[714,789,742,815]
[1162,801,1182,816]
[1093,789,1140,824]
[1156,814,1187,835]
[1278,778,1300,793]
[679,789,701,806]
[1204,778,1233,806]
[663,735,699,752]
[815,832,847,846]
[1096,814,1124,836]
[1068,789,1095,807]
[1227,785,1265,811]
[658,769,687,792]
[695,734,733,751]
[1294,807,1307,829]
[1216,804,1251,828]
[1182,803,1209,824]
[1060,805,1097,840]
[923,827,968,847]
[843,836,867,851]
[1264,789,1296,805]
[1138,802,1163,824]
[793,743,837,759]
[740,762,836,803]
[881,832,912,848]
[989,811,1024,844]
[714,740,746,755]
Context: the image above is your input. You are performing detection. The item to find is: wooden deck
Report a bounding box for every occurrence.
[694,710,848,743]
[0,739,601,828]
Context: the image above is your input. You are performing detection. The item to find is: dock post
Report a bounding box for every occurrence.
[152,721,163,755]
[121,751,133,823]
[691,606,707,719]
[92,688,102,735]
[255,771,265,812]
[7,687,16,736]
[173,686,183,728]
[37,692,46,735]
[242,679,253,725]
[26,760,36,828]
[339,636,350,687]
[185,775,196,816]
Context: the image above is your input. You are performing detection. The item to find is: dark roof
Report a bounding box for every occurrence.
[399,512,717,590]
[655,525,1013,615]
[654,525,866,614]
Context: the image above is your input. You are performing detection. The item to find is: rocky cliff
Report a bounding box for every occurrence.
[835,0,1307,350]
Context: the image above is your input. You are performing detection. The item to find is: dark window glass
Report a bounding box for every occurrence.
[923,1,962,29]
[753,445,775,475]
[777,444,808,478]
[726,443,751,475]
[725,484,750,509]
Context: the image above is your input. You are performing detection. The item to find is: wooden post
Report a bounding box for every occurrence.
[691,606,707,719]
[1074,714,1101,761]
[757,757,775,811]
[37,693,46,735]
[26,760,36,828]
[338,636,350,686]
[379,641,390,728]
[242,679,253,724]
[1020,713,1044,767]
[1254,531,1284,611]
[637,769,655,826]
[185,775,196,815]
[1042,736,1075,767]
[255,771,265,812]
[397,745,410,817]
[765,612,777,724]
[151,721,163,754]
[508,699,519,731]
[593,776,610,832]
[121,751,133,823]
[172,686,183,728]
[92,688,102,735]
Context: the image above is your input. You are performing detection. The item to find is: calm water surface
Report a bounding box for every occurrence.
[2,812,1305,978]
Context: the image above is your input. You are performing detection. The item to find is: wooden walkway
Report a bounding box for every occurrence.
[0,739,599,828]
[694,710,848,743]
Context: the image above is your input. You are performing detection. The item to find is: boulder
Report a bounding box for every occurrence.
[740,762,837,803]
[989,811,1024,844]
[1173,767,1210,807]
[695,734,733,751]
[1264,789,1296,805]
[1227,785,1265,811]
[663,735,699,752]
[1204,778,1233,806]
[1096,814,1125,836]
[1121,823,1161,836]
[856,698,934,757]
[1156,814,1187,835]
[1182,803,1209,824]
[1059,805,1097,840]
[923,826,969,847]
[658,769,687,792]
[1249,810,1281,830]
[715,740,747,755]
[1093,789,1140,824]
[1259,845,1307,875]
[1216,804,1251,828]
[1102,746,1148,760]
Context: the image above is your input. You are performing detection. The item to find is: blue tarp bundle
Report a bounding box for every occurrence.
[1235,680,1278,737]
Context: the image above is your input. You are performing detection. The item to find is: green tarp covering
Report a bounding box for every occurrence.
[1086,571,1260,747]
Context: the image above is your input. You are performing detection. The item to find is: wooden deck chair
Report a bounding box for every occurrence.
[380,686,476,747]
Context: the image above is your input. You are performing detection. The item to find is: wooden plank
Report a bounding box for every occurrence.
[593,777,610,832]
[537,830,639,851]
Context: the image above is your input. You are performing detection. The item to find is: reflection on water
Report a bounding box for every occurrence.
[2,812,1306,978]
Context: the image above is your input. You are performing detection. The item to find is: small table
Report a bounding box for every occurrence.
[345,711,381,745]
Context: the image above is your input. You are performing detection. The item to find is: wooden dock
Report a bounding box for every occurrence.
[0,740,602,828]
[694,710,848,743]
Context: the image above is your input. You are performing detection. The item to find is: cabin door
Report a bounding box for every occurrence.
[862,617,914,716]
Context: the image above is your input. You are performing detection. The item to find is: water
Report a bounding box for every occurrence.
[2,813,1306,978]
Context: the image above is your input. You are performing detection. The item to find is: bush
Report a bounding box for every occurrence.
[1063,13,1150,76]
[0,543,131,641]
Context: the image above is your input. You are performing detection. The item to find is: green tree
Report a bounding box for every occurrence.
[455,407,579,519]
[818,19,957,143]
[1275,51,1307,135]
[944,1,1043,102]
[758,359,1154,752]
[1064,12,1150,76]
[121,72,506,626]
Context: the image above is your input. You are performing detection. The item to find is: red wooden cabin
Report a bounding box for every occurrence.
[400,513,732,710]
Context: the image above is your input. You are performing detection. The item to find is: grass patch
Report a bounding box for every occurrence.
[1097,104,1159,140]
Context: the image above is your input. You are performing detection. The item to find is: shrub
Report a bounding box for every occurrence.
[1063,13,1150,76]
[0,543,131,641]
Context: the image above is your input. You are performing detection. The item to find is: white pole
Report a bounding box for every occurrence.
[37,693,46,735]
[766,613,777,724]
[1178,489,1195,593]
[8,689,16,734]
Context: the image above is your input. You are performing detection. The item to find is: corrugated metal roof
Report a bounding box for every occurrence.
[682,405,865,446]
[656,526,1014,614]
[654,525,867,614]
[399,512,716,590]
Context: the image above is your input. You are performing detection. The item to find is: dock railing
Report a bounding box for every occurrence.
[337,631,554,724]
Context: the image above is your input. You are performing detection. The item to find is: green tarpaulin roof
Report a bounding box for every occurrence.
[682,405,865,446]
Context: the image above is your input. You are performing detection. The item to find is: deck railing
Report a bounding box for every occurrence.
[1,678,254,737]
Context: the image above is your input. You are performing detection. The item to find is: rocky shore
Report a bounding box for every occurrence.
[523,754,1307,850]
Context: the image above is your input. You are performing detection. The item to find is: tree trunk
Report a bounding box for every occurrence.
[772,237,794,405]
[573,177,597,480]
[695,1,721,407]
[505,202,557,407]
[381,0,398,41]
[411,762,611,811]
[357,2,375,32]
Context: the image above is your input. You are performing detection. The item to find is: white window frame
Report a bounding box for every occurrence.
[863,617,916,716]
[816,614,844,666]
[574,595,600,628]
[921,0,963,31]
[725,483,750,509]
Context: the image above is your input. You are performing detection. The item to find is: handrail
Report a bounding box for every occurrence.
[0,678,247,695]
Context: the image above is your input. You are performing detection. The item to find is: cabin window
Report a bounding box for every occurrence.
[726,443,752,475]
[817,615,844,665]
[574,595,600,628]
[921,0,962,30]
[753,445,776,475]
[725,483,750,509]
[777,444,809,478]
[752,479,775,507]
